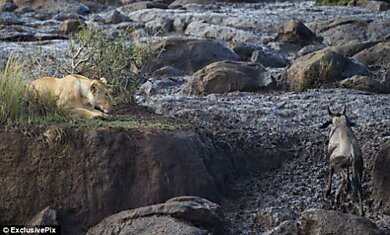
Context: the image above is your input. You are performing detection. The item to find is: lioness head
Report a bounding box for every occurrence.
[89,77,114,114]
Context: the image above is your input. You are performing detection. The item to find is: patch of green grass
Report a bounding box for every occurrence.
[0,57,69,126]
[299,59,334,91]
[73,117,184,130]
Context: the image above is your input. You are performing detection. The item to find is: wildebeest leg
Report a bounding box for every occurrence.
[358,190,364,216]
[326,165,333,197]
[335,169,348,209]
[346,167,351,193]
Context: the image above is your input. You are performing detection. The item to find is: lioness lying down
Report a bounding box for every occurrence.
[30,74,114,119]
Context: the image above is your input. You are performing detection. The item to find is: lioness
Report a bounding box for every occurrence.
[30,74,114,119]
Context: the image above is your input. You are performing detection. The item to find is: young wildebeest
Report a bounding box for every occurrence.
[319,105,364,216]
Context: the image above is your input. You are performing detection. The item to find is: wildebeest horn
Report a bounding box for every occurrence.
[342,105,346,115]
[328,106,333,116]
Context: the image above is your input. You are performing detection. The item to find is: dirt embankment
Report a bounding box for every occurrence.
[0,123,287,234]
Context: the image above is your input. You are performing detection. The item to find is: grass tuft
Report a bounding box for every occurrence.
[0,57,69,126]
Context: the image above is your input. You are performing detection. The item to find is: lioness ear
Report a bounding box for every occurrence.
[90,82,98,94]
[99,77,108,85]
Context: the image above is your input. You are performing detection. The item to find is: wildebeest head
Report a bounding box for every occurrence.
[319,105,357,129]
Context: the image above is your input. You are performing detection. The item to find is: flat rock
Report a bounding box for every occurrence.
[86,196,222,235]
[300,209,383,235]
[339,75,387,93]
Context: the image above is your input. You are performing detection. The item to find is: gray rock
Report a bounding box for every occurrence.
[88,215,208,235]
[155,66,187,77]
[286,48,368,91]
[14,6,34,13]
[339,75,387,93]
[58,19,86,35]
[121,1,168,12]
[142,37,239,74]
[170,0,216,6]
[104,10,132,24]
[300,209,383,235]
[367,19,390,42]
[232,42,264,61]
[257,207,297,230]
[76,3,90,15]
[0,12,23,25]
[145,18,174,33]
[309,18,372,46]
[276,20,320,46]
[54,13,86,21]
[373,141,390,214]
[353,41,390,67]
[27,207,58,226]
[262,220,298,235]
[0,1,17,12]
[297,44,326,57]
[86,196,222,235]
[251,49,289,68]
[331,40,379,57]
[185,21,263,44]
[182,60,272,95]
[348,0,390,11]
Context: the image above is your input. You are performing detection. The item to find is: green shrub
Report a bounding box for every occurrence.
[61,27,155,104]
[0,58,68,125]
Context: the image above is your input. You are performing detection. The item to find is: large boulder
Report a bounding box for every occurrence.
[300,209,383,235]
[373,141,390,214]
[286,49,368,91]
[276,20,320,46]
[143,37,239,74]
[348,0,390,11]
[339,75,387,93]
[182,60,272,95]
[86,196,222,235]
[353,41,390,68]
[58,19,85,34]
[250,49,289,68]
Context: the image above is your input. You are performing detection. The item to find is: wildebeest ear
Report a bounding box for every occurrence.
[342,105,347,115]
[327,106,333,116]
[90,82,98,94]
[319,121,331,129]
